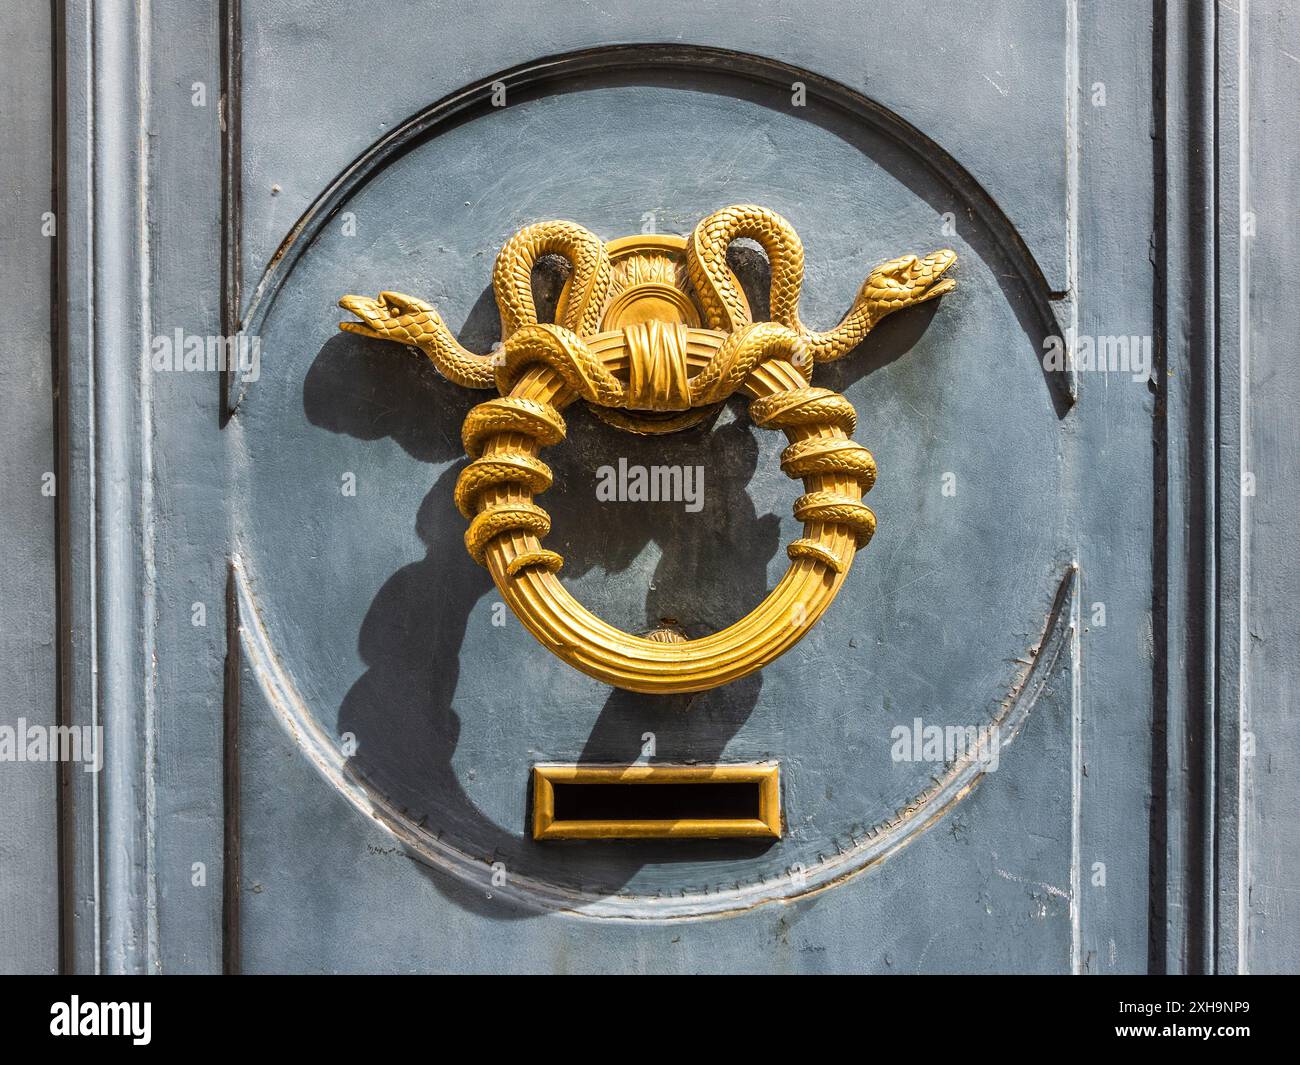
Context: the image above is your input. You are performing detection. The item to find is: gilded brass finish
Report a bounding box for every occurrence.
[531,763,781,840]
[340,205,955,693]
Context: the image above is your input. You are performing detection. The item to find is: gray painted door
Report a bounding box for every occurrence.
[8,0,1296,974]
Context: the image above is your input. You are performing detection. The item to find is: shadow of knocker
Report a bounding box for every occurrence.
[339,203,956,695]
[305,330,782,914]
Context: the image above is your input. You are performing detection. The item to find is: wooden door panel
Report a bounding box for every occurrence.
[45,0,1283,975]
[226,21,1080,969]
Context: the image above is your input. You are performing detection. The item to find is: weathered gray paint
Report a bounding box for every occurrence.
[3,0,1293,974]
[0,0,58,975]
[1243,0,1300,976]
[236,0,1073,294]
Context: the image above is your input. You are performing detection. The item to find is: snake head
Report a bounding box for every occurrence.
[862,249,957,315]
[338,290,437,345]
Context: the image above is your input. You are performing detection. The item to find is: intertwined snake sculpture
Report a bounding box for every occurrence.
[340,204,955,693]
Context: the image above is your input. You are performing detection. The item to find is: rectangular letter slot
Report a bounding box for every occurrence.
[531,764,781,840]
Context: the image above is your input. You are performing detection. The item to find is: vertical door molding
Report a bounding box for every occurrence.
[59,0,159,974]
[1211,0,1247,978]
[1155,0,1246,975]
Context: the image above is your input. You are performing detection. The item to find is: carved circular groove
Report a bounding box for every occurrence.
[234,44,1067,914]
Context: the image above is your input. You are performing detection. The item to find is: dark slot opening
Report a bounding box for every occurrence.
[550,781,762,822]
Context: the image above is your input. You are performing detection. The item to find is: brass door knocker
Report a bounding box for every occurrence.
[340,205,955,693]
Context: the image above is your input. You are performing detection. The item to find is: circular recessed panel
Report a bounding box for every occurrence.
[235,52,1067,916]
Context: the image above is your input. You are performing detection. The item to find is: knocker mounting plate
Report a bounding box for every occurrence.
[340,204,955,693]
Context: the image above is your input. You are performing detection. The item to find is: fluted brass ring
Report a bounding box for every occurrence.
[454,334,877,694]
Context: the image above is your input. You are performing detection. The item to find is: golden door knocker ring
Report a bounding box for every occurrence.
[340,205,955,694]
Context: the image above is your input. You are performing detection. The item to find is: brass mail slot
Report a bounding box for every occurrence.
[531,763,781,840]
